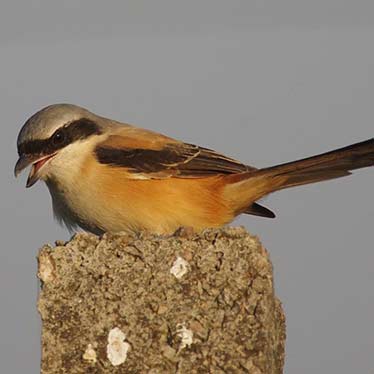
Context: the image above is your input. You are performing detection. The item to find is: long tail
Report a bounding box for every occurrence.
[225,138,374,216]
[255,138,374,189]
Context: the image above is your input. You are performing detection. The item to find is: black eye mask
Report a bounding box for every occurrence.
[18,118,102,157]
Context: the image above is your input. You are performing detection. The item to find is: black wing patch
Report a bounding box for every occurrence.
[95,143,256,178]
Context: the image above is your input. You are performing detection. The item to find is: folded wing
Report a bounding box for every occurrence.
[95,130,255,179]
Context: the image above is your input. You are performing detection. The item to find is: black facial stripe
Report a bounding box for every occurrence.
[18,138,49,156]
[18,118,102,156]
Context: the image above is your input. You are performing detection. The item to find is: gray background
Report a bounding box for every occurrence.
[0,1,373,373]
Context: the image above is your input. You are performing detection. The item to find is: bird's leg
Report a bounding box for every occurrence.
[172,226,197,239]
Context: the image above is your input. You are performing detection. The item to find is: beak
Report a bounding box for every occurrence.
[14,154,35,178]
[14,153,55,188]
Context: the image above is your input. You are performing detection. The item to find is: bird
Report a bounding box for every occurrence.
[14,104,373,235]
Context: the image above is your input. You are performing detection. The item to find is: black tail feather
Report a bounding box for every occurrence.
[256,138,374,191]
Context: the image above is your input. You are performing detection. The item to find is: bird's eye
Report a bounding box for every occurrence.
[52,130,65,145]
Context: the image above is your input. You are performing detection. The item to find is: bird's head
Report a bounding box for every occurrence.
[15,104,104,187]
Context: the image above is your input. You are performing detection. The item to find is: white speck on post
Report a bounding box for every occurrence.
[38,251,56,283]
[176,323,193,351]
[82,343,97,364]
[107,327,130,366]
[170,256,189,279]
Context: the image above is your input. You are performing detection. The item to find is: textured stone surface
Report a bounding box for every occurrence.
[38,227,286,373]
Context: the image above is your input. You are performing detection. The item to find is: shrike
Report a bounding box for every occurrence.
[15,104,373,235]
